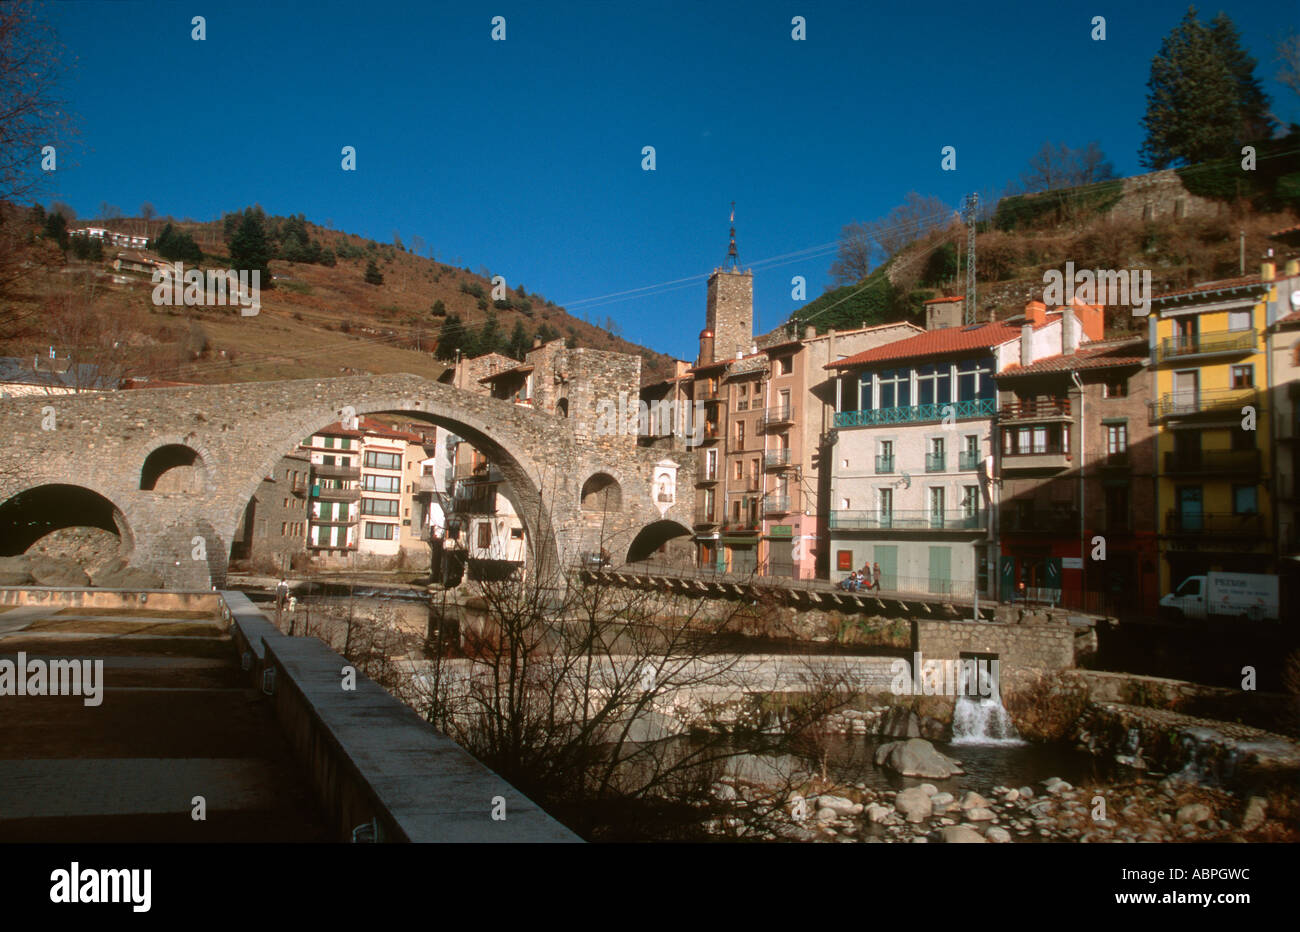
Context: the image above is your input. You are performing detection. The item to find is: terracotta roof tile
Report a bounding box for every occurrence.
[826,316,1059,369]
[1153,275,1267,301]
[997,337,1148,377]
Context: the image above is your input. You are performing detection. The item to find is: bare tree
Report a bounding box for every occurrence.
[140,202,156,239]
[829,221,873,286]
[1276,30,1300,102]
[43,273,140,391]
[0,2,75,208]
[869,192,953,262]
[1018,141,1117,194]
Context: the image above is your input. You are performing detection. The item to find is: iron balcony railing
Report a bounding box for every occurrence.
[834,397,996,428]
[1152,387,1257,420]
[764,449,793,468]
[925,453,946,473]
[721,519,761,533]
[311,464,361,480]
[875,454,895,474]
[828,509,986,531]
[999,398,1070,420]
[455,462,501,482]
[311,516,359,527]
[763,494,797,515]
[1164,511,1263,536]
[313,486,361,503]
[450,493,497,515]
[416,475,439,493]
[1163,449,1261,475]
[1098,451,1131,470]
[958,450,982,470]
[697,469,720,483]
[1156,329,1256,362]
[760,404,795,429]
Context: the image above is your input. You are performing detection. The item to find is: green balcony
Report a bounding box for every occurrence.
[925,453,946,473]
[874,454,894,474]
[834,397,996,428]
[829,509,986,531]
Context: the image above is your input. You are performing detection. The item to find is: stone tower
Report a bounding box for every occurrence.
[705,210,753,361]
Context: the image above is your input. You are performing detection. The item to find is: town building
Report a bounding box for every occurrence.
[1265,257,1300,603]
[230,452,312,572]
[1146,264,1282,595]
[824,300,1102,597]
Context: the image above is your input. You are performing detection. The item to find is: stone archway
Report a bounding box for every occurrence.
[0,483,135,577]
[140,443,208,492]
[625,519,693,565]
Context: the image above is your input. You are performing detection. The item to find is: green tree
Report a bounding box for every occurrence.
[467,310,503,357]
[42,210,68,250]
[435,313,467,361]
[430,299,447,317]
[1139,7,1274,168]
[364,259,384,285]
[506,319,531,360]
[228,209,272,282]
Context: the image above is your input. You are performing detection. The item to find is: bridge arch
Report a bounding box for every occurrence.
[0,482,135,559]
[140,442,209,492]
[580,472,622,513]
[625,519,692,564]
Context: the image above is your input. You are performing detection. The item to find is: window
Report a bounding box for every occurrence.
[705,448,718,479]
[1233,485,1258,515]
[1227,310,1251,332]
[733,459,743,481]
[857,373,873,410]
[364,450,402,470]
[476,522,492,549]
[929,487,945,524]
[361,498,400,516]
[916,362,951,406]
[957,357,994,403]
[837,550,853,571]
[778,355,792,375]
[510,527,524,540]
[1105,487,1130,532]
[962,486,979,517]
[703,488,715,520]
[280,522,287,535]
[736,384,749,411]
[362,474,400,493]
[877,368,910,409]
[1106,423,1128,457]
[1103,378,1127,398]
[750,457,760,481]
[879,487,893,520]
[323,436,334,449]
[364,522,395,540]
[1230,365,1253,389]
[1231,428,1255,451]
[735,421,745,448]
[930,436,945,456]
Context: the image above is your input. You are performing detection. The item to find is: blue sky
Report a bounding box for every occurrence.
[42,0,1300,360]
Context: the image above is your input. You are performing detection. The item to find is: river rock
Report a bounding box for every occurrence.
[918,783,938,797]
[874,738,963,779]
[815,795,860,817]
[1241,796,1267,832]
[90,557,164,590]
[1018,786,1034,798]
[939,825,986,844]
[866,803,892,824]
[931,792,955,810]
[965,807,996,822]
[1177,803,1212,824]
[28,555,89,588]
[815,807,838,823]
[959,791,990,810]
[0,555,33,585]
[895,787,933,823]
[879,706,922,738]
[985,826,1012,843]
[711,782,737,801]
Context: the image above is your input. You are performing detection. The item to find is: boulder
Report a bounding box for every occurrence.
[90,558,163,590]
[894,787,933,823]
[985,826,1012,843]
[1176,803,1212,825]
[0,555,32,586]
[918,783,939,797]
[815,807,838,823]
[711,782,737,802]
[28,555,89,588]
[960,791,990,810]
[879,706,922,738]
[866,803,892,824]
[1240,796,1268,832]
[964,807,997,822]
[874,738,963,779]
[815,795,861,817]
[931,792,955,810]
[939,825,986,844]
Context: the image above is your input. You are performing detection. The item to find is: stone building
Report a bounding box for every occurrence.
[230,452,312,572]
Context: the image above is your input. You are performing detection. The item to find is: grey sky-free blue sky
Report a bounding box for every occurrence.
[42,0,1300,360]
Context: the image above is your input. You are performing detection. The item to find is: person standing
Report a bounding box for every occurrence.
[871,562,882,591]
[859,562,873,591]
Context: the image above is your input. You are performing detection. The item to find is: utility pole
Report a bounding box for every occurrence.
[962,193,979,326]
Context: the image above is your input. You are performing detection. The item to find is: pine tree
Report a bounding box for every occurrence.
[228,209,272,282]
[435,313,467,361]
[506,319,530,360]
[364,259,384,285]
[1140,7,1274,168]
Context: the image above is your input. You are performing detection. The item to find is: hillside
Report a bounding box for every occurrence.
[0,208,679,387]
[781,141,1300,341]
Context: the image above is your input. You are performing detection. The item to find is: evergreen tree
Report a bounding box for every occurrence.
[42,210,68,250]
[430,299,447,317]
[435,313,467,361]
[468,310,502,356]
[506,319,531,359]
[228,209,272,282]
[1140,7,1274,168]
[364,259,384,285]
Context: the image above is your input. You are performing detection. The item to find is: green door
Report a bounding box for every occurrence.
[1000,556,1016,601]
[874,545,897,590]
[928,546,952,595]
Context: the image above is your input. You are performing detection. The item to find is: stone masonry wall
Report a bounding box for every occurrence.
[915,619,1076,670]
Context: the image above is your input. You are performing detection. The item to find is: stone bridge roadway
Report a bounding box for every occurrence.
[0,375,694,589]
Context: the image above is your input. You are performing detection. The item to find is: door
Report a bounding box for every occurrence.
[1177,486,1203,533]
[768,539,793,577]
[874,545,897,591]
[1172,370,1198,415]
[928,545,952,595]
[1000,555,1016,600]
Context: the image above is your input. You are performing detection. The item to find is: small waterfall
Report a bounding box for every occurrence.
[951,696,1025,746]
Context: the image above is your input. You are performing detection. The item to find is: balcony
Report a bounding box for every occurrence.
[1163,449,1261,476]
[720,519,761,533]
[763,494,797,515]
[834,397,996,428]
[307,542,357,552]
[312,464,361,480]
[760,404,795,429]
[925,453,946,473]
[1001,444,1069,472]
[828,509,986,531]
[1098,452,1132,471]
[694,511,719,527]
[875,454,895,474]
[697,469,720,484]
[1002,509,1079,533]
[311,516,359,527]
[455,462,500,482]
[764,450,794,469]
[698,424,720,444]
[1156,329,1256,363]
[313,486,361,503]
[1152,387,1257,421]
[450,492,497,515]
[1164,511,1263,537]
[999,398,1071,421]
[695,385,720,402]
[416,475,439,493]
[958,450,982,471]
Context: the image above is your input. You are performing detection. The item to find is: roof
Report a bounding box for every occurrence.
[997,337,1148,378]
[826,315,1060,370]
[478,363,532,383]
[312,416,424,444]
[0,357,115,391]
[923,295,963,305]
[1153,275,1269,301]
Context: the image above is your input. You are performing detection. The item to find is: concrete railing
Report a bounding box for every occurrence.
[220,591,580,843]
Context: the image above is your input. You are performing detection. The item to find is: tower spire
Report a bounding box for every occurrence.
[726,201,738,268]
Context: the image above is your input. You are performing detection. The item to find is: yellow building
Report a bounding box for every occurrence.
[1148,263,1282,596]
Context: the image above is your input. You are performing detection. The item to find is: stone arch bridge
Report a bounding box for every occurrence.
[0,374,694,589]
